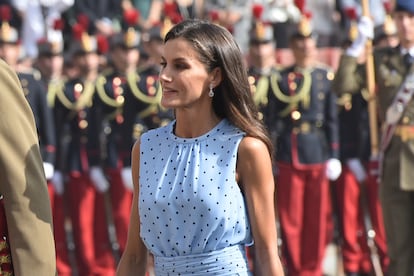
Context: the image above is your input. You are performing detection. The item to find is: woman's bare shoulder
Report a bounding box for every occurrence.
[238,136,269,158]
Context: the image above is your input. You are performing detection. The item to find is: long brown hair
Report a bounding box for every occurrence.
[164,19,273,157]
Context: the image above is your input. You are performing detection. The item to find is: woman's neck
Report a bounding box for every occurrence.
[174,110,221,138]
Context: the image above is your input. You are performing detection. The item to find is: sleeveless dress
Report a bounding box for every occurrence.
[139,119,253,275]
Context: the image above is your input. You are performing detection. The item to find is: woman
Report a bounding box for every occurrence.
[117,19,284,275]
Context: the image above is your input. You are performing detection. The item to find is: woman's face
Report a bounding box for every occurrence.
[159,37,211,109]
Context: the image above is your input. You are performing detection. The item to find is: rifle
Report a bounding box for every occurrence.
[360,0,383,275]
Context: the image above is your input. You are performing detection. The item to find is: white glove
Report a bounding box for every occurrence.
[52,171,64,195]
[121,167,134,191]
[326,158,342,181]
[346,16,374,57]
[90,166,109,193]
[43,162,54,180]
[347,158,367,182]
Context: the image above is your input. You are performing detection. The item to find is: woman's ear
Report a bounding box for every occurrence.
[210,67,222,88]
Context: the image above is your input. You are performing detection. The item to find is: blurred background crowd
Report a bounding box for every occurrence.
[0,0,395,68]
[0,0,399,276]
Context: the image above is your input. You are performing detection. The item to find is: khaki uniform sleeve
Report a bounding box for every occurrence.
[0,59,56,275]
[332,54,365,96]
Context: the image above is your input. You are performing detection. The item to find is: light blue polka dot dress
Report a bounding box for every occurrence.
[139,119,253,275]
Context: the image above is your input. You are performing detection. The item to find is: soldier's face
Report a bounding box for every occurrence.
[110,47,140,73]
[36,55,64,79]
[110,47,128,71]
[144,40,164,63]
[126,48,140,69]
[75,52,100,74]
[0,43,19,66]
[290,37,317,62]
[394,11,414,47]
[248,42,276,69]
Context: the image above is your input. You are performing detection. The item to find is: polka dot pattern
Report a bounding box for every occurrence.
[139,119,252,274]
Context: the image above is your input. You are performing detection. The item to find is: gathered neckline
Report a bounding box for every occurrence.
[169,119,227,144]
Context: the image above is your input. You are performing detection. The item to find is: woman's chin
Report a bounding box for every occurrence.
[160,98,177,109]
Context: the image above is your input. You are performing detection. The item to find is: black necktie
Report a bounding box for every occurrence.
[404,53,414,69]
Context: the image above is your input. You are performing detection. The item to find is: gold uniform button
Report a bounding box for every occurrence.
[74,83,83,92]
[327,71,334,80]
[289,82,297,90]
[115,87,123,95]
[116,95,125,104]
[20,79,28,87]
[147,76,155,85]
[148,86,157,95]
[104,125,112,135]
[113,77,122,86]
[291,110,301,120]
[78,120,88,129]
[248,76,256,84]
[402,116,410,124]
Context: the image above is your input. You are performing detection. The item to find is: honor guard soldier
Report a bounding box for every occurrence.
[93,7,142,256]
[269,12,341,275]
[53,15,116,275]
[248,4,281,127]
[333,9,389,275]
[35,23,73,276]
[0,5,57,195]
[333,0,414,274]
[35,17,67,107]
[246,6,281,270]
[120,14,176,168]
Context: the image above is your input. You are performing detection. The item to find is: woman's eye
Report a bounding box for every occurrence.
[174,63,187,70]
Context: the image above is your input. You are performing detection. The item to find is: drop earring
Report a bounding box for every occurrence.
[208,84,214,97]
